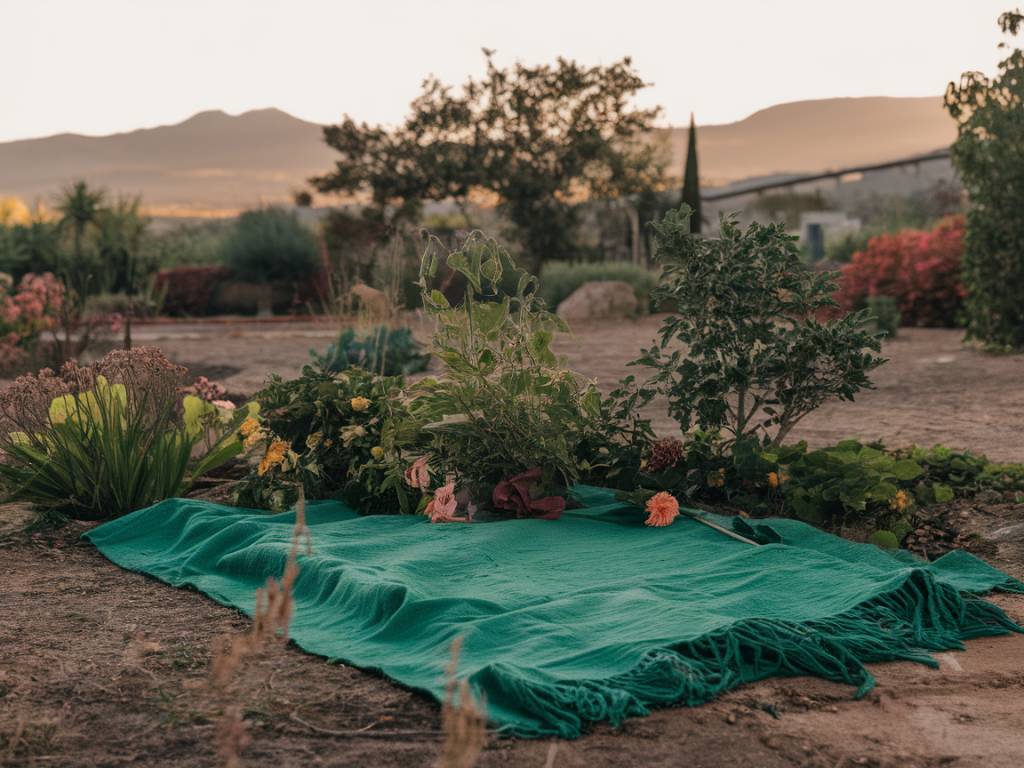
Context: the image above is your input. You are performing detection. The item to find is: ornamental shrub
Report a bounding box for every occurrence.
[0,348,249,519]
[221,208,320,284]
[835,217,966,327]
[636,205,885,448]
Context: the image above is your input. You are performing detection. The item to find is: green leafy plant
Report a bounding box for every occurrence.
[0,348,249,519]
[898,444,1024,498]
[312,325,430,376]
[945,10,1024,349]
[233,364,412,514]
[408,233,607,508]
[635,205,886,448]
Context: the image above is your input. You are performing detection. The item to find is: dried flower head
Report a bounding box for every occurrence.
[645,437,686,473]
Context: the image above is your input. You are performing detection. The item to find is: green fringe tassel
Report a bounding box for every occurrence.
[474,568,1022,739]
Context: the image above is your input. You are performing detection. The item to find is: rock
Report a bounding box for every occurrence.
[556,280,639,325]
[349,283,390,319]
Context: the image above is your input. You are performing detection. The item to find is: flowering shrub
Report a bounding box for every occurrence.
[0,272,64,370]
[232,365,411,513]
[836,216,966,327]
[0,348,249,519]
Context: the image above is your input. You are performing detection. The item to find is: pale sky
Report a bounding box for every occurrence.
[0,0,1013,143]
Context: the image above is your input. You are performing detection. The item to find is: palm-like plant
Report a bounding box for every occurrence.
[56,180,105,264]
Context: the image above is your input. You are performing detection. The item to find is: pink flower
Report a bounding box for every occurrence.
[404,456,431,490]
[426,480,458,523]
[212,399,236,410]
[645,491,680,528]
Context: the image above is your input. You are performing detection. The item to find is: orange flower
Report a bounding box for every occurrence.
[645,491,680,527]
[767,471,780,490]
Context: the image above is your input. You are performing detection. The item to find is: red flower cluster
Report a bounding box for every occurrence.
[836,216,966,328]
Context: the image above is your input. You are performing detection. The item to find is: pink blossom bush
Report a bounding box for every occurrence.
[0,272,64,370]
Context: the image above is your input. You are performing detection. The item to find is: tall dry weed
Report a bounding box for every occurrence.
[437,636,487,768]
[209,489,309,765]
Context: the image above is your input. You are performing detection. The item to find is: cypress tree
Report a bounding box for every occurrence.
[681,113,702,234]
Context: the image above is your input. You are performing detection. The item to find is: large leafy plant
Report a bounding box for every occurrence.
[409,233,604,507]
[635,206,885,448]
[0,348,248,519]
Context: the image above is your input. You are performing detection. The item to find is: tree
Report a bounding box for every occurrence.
[681,114,702,234]
[945,10,1024,348]
[311,53,665,271]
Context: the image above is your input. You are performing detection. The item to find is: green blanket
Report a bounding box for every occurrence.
[85,486,1022,738]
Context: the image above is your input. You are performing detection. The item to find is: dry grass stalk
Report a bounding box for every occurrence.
[209,489,310,765]
[437,636,487,768]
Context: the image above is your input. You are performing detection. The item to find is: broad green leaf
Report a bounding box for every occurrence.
[869,530,900,549]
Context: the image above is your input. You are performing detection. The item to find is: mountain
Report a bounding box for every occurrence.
[0,97,957,216]
[0,108,336,215]
[660,96,955,186]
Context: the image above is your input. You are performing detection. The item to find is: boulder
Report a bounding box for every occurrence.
[556,280,639,325]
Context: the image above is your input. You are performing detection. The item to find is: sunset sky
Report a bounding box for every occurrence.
[1,0,1013,142]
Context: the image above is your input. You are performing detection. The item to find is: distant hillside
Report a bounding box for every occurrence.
[0,97,957,215]
[0,108,336,215]
[660,96,955,185]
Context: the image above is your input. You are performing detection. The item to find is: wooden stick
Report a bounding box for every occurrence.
[680,508,761,546]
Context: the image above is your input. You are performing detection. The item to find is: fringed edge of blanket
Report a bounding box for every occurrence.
[475,568,1023,739]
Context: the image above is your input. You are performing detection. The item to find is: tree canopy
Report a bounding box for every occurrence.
[311,53,665,269]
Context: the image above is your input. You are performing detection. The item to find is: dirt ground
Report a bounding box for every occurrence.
[3,317,1024,767]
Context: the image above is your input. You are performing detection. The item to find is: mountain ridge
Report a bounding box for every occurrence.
[0,96,957,215]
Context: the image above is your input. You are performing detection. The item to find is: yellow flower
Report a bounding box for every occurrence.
[767,471,780,490]
[889,489,911,513]
[370,446,384,460]
[240,417,260,438]
[350,396,371,412]
[258,439,289,476]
